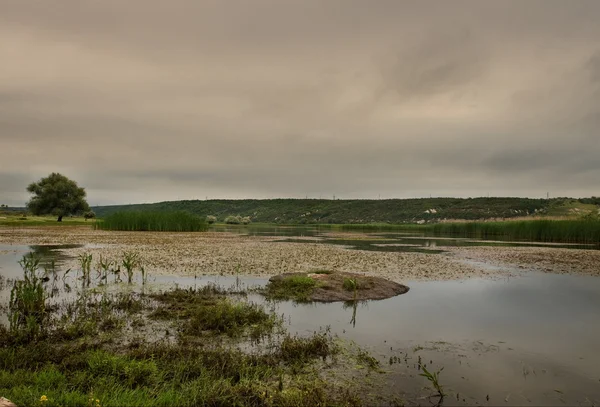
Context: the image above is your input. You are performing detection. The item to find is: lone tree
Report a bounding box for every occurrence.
[26,173,90,222]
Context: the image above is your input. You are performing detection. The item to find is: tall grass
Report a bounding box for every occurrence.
[97,211,208,232]
[428,219,600,243]
[9,254,47,342]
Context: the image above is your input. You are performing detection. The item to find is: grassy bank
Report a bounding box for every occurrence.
[96,211,208,232]
[0,215,93,227]
[0,253,380,407]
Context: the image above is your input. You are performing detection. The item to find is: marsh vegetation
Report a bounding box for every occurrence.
[427,219,600,244]
[96,211,208,232]
[0,252,382,407]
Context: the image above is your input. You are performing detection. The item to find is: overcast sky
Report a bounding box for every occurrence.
[1,1,599,206]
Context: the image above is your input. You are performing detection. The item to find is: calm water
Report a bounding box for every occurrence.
[1,237,599,405]
[210,224,600,253]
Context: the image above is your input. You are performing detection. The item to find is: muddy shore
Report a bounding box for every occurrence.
[1,227,598,281]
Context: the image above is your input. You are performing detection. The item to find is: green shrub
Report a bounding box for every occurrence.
[225,215,242,224]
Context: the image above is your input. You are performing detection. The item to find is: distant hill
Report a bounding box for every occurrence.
[90,197,596,224]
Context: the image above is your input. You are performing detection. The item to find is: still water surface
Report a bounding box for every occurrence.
[1,234,599,405]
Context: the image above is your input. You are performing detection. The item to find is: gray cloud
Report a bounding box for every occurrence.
[586,51,600,83]
[1,0,600,206]
[380,28,488,102]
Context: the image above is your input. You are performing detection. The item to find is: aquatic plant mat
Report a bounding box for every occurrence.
[264,271,409,302]
[0,256,388,407]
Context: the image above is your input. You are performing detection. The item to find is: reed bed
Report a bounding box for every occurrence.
[428,219,600,243]
[328,219,600,244]
[96,211,208,232]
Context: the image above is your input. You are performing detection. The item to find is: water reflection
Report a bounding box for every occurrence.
[210,224,600,253]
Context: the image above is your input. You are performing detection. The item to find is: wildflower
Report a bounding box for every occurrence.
[40,395,48,402]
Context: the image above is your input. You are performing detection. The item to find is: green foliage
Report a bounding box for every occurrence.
[121,251,140,284]
[92,197,552,224]
[26,173,90,221]
[342,278,358,292]
[206,215,217,224]
[183,299,276,338]
[84,210,96,220]
[578,196,600,205]
[97,211,208,232]
[224,215,252,224]
[0,214,93,227]
[419,364,445,399]
[264,276,318,302]
[87,350,159,388]
[224,215,240,224]
[78,253,93,287]
[9,254,48,342]
[279,332,335,364]
[0,274,369,407]
[96,256,115,286]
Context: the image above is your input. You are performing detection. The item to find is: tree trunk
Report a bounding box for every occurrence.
[57,215,63,222]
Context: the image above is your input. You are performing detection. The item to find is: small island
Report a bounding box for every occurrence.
[263,270,409,302]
